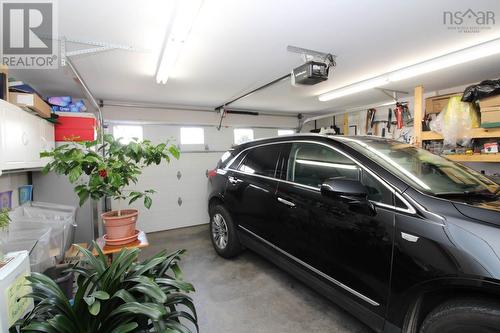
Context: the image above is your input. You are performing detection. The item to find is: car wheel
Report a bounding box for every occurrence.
[420,298,500,333]
[209,205,242,258]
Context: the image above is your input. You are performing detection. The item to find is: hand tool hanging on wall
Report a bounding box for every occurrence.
[332,116,340,134]
[365,108,376,135]
[387,108,392,134]
[394,103,404,129]
[401,102,411,126]
[394,102,410,129]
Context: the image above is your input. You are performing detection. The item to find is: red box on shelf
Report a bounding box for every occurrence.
[55,113,96,142]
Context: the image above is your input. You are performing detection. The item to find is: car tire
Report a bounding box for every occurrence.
[209,205,242,258]
[420,298,500,333]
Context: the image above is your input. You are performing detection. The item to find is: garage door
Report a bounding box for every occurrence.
[109,123,286,233]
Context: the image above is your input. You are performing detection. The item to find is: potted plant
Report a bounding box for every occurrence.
[41,134,180,240]
[10,244,198,332]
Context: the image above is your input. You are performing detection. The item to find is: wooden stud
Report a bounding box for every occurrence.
[414,85,424,147]
[343,113,349,135]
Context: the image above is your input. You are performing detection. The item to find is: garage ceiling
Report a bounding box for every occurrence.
[9,0,500,115]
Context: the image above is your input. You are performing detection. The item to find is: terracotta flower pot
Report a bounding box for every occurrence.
[101,209,138,239]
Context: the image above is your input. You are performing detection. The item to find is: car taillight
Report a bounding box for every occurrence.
[207,168,217,179]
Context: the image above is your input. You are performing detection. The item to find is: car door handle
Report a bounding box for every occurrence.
[228,176,243,184]
[278,197,295,207]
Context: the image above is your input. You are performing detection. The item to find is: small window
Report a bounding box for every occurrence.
[113,125,143,144]
[180,127,204,144]
[238,145,281,177]
[234,129,254,145]
[278,129,294,136]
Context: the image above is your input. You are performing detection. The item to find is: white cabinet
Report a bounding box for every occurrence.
[0,99,55,175]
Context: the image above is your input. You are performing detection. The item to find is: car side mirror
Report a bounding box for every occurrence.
[320,178,376,216]
[320,178,368,199]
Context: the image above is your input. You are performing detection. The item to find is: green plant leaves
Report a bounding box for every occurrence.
[84,295,95,306]
[93,291,110,300]
[39,135,181,210]
[144,196,153,209]
[69,166,83,183]
[13,245,197,333]
[110,322,139,333]
[0,208,11,230]
[89,300,101,316]
[109,302,167,320]
[169,145,180,160]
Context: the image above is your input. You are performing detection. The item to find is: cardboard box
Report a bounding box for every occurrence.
[484,142,499,154]
[480,95,500,109]
[425,93,461,114]
[9,92,51,118]
[481,109,500,128]
[0,65,8,102]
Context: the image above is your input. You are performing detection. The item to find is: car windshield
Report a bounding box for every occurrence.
[337,137,500,197]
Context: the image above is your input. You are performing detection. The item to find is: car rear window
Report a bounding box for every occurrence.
[237,145,281,178]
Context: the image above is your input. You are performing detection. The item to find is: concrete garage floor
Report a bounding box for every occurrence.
[140,224,372,333]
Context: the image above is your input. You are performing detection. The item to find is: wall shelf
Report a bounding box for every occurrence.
[444,154,500,163]
[421,128,500,141]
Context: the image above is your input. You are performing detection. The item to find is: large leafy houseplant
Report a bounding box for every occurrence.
[41,134,179,211]
[41,134,180,240]
[11,244,197,332]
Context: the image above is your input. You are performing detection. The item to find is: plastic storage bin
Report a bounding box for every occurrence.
[0,251,33,331]
[12,201,77,254]
[9,219,66,262]
[4,225,55,273]
[55,112,96,142]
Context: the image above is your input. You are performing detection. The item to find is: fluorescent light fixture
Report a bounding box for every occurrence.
[318,76,389,102]
[388,38,500,82]
[156,0,204,84]
[319,37,500,102]
[296,159,359,170]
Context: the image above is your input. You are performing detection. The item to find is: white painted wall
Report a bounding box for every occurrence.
[103,106,297,232]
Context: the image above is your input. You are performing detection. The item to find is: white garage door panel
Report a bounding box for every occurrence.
[110,123,284,232]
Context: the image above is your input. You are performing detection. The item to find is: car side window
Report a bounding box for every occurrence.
[287,142,393,205]
[287,143,359,187]
[361,171,393,205]
[237,144,281,178]
[227,151,247,170]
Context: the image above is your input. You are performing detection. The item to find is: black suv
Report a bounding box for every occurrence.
[207,134,500,333]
